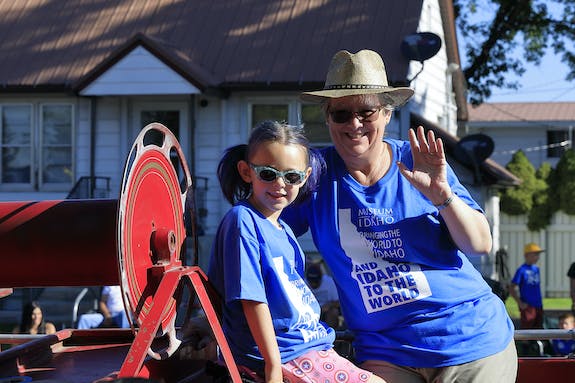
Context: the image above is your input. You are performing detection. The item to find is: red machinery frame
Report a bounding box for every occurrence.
[0,123,242,382]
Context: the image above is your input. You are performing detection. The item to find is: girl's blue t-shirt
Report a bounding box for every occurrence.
[208,201,334,371]
[282,140,515,367]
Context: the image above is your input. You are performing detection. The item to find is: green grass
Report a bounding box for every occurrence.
[505,297,572,319]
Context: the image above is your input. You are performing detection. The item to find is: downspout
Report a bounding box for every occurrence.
[188,94,198,266]
[189,95,196,176]
[90,97,97,197]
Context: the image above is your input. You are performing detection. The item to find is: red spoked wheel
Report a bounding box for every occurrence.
[117,122,192,360]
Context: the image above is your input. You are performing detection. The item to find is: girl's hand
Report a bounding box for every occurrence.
[397,125,452,205]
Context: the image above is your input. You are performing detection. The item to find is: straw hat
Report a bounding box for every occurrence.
[524,242,544,254]
[301,49,414,107]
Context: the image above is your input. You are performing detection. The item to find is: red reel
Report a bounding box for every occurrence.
[117,122,192,359]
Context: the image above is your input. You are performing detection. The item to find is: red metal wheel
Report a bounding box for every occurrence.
[117,123,192,359]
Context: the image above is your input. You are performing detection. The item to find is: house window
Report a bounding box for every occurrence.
[301,104,330,147]
[547,130,572,158]
[251,104,288,128]
[250,102,330,147]
[0,103,74,191]
[1,105,32,184]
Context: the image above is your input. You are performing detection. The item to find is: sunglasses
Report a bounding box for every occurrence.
[249,163,307,185]
[329,107,383,124]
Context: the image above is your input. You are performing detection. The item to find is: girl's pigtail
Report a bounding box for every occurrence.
[217,144,250,205]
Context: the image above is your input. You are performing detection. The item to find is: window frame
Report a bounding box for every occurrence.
[247,97,331,147]
[39,103,75,191]
[547,129,573,159]
[0,102,75,192]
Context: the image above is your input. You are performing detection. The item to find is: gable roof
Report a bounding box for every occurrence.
[468,102,575,122]
[0,0,424,93]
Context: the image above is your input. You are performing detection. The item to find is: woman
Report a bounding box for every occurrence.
[282,49,517,382]
[14,301,56,335]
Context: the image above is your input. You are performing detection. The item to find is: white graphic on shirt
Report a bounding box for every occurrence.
[272,257,327,342]
[525,270,540,285]
[339,209,432,313]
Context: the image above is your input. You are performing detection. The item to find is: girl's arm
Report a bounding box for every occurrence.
[241,300,282,383]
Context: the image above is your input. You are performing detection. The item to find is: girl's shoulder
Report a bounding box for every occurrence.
[220,202,266,233]
[226,201,260,221]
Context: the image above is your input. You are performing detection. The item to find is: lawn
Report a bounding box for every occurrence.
[505,297,572,319]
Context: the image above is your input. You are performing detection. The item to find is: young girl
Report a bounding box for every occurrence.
[208,121,383,383]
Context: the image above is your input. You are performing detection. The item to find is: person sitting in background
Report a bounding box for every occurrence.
[77,285,129,329]
[305,262,341,329]
[552,312,575,356]
[13,300,56,335]
[568,262,575,313]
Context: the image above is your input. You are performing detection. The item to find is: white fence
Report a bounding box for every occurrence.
[499,212,575,298]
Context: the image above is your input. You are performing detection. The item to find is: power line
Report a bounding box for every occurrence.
[494,140,571,155]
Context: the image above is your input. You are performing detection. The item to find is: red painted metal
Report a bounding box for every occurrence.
[117,267,242,382]
[518,357,575,382]
[117,130,187,337]
[0,199,119,287]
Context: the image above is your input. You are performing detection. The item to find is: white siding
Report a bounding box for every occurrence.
[409,0,458,136]
[80,47,201,96]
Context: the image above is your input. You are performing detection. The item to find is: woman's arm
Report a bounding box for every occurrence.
[436,194,492,255]
[398,126,492,255]
[241,300,283,383]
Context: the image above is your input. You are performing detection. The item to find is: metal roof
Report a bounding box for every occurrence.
[0,0,423,93]
[468,102,575,123]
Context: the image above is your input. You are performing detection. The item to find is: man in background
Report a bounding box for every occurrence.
[77,285,129,329]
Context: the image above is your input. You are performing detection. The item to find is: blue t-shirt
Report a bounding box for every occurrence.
[511,263,542,308]
[282,141,515,367]
[552,338,575,356]
[208,201,334,371]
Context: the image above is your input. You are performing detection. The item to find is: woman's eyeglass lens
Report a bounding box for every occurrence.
[249,164,306,185]
[329,107,382,124]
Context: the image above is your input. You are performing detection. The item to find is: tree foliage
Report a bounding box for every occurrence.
[454,0,575,104]
[500,150,537,215]
[551,149,575,214]
[502,149,575,231]
[527,162,553,231]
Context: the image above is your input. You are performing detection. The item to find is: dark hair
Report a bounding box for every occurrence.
[217,120,324,205]
[19,301,47,334]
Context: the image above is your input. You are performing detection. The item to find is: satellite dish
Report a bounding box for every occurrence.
[401,32,442,62]
[453,133,495,167]
[453,134,494,185]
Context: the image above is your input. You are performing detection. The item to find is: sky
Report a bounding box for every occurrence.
[456,1,575,103]
[485,52,575,103]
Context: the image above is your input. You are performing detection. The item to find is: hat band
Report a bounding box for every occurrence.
[325,84,390,90]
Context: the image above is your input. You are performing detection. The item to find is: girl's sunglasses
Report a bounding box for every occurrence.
[249,164,306,185]
[328,107,383,124]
